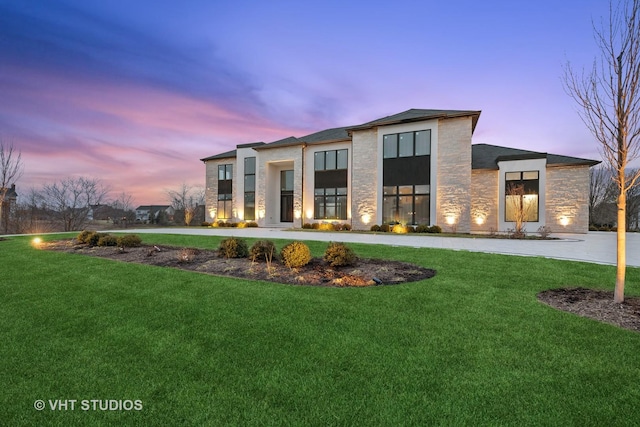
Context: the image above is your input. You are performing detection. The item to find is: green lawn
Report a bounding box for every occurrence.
[1,233,639,426]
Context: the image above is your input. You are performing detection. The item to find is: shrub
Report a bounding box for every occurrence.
[77,230,92,243]
[302,223,313,229]
[324,242,356,267]
[249,240,277,262]
[333,223,343,231]
[201,221,211,227]
[380,224,390,232]
[311,223,320,230]
[246,221,259,228]
[318,222,335,231]
[370,224,381,232]
[392,224,408,234]
[86,232,108,246]
[537,225,552,239]
[217,237,249,258]
[415,224,429,233]
[342,223,351,231]
[177,248,198,263]
[280,241,312,268]
[97,235,118,247]
[117,234,142,248]
[427,225,442,234]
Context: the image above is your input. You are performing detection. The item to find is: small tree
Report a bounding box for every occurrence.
[505,183,534,238]
[166,183,204,226]
[564,0,640,302]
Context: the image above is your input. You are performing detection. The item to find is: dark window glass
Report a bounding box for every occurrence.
[399,132,414,157]
[383,134,398,158]
[337,149,348,169]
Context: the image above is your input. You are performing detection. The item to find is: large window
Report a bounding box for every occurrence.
[383,185,430,225]
[314,149,348,220]
[217,164,233,219]
[383,130,430,159]
[382,130,431,224]
[244,157,255,220]
[505,171,539,222]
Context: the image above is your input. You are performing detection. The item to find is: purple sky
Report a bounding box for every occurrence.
[0,0,614,205]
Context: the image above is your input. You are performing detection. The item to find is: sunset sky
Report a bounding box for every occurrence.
[0,0,614,206]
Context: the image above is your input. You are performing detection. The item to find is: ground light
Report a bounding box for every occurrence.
[31,237,42,247]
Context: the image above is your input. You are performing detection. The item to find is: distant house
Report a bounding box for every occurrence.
[201,108,600,233]
[135,205,174,223]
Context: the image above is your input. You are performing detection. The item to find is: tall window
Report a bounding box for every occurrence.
[314,149,348,220]
[244,157,255,220]
[382,130,431,224]
[505,171,539,222]
[217,164,233,219]
[383,185,430,225]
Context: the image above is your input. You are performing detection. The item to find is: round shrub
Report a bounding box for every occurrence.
[246,221,259,228]
[370,224,381,232]
[428,225,443,233]
[323,242,356,267]
[342,224,352,231]
[302,223,313,229]
[77,230,92,243]
[86,232,108,246]
[311,223,320,230]
[380,224,390,233]
[117,234,142,248]
[280,241,312,268]
[217,237,249,258]
[392,224,408,234]
[415,224,429,233]
[249,240,277,261]
[97,235,118,247]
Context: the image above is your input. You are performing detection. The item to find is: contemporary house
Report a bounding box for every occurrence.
[201,109,599,233]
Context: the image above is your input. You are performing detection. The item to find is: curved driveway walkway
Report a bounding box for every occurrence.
[109,228,640,268]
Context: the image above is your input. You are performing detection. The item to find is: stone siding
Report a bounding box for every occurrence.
[436,117,472,233]
[470,169,499,233]
[545,165,590,233]
[350,128,378,230]
[204,158,236,222]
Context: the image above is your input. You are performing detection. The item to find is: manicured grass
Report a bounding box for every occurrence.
[1,233,639,426]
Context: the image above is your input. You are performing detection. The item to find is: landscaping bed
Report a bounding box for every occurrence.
[41,239,436,287]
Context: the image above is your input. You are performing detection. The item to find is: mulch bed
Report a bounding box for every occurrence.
[538,287,640,333]
[40,239,436,287]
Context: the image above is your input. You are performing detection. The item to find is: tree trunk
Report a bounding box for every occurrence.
[615,191,626,303]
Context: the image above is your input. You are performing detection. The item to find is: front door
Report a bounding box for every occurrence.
[280,170,294,223]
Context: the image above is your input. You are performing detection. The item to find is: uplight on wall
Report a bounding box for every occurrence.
[306,210,313,220]
[361,213,371,225]
[559,216,570,227]
[475,215,485,225]
[445,214,457,225]
[294,210,302,219]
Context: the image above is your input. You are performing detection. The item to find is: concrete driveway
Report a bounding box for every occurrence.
[108,228,640,268]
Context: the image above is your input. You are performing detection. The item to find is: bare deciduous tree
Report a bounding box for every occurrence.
[0,141,24,233]
[564,0,640,302]
[40,177,110,231]
[166,183,204,226]
[505,183,535,239]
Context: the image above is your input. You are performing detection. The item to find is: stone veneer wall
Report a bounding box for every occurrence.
[436,117,472,233]
[470,169,499,233]
[350,128,378,230]
[255,145,304,228]
[204,158,236,222]
[545,165,591,233]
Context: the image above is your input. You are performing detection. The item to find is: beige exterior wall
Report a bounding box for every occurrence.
[351,128,378,230]
[436,117,472,233]
[204,158,237,222]
[545,165,590,233]
[470,169,499,233]
[255,145,304,228]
